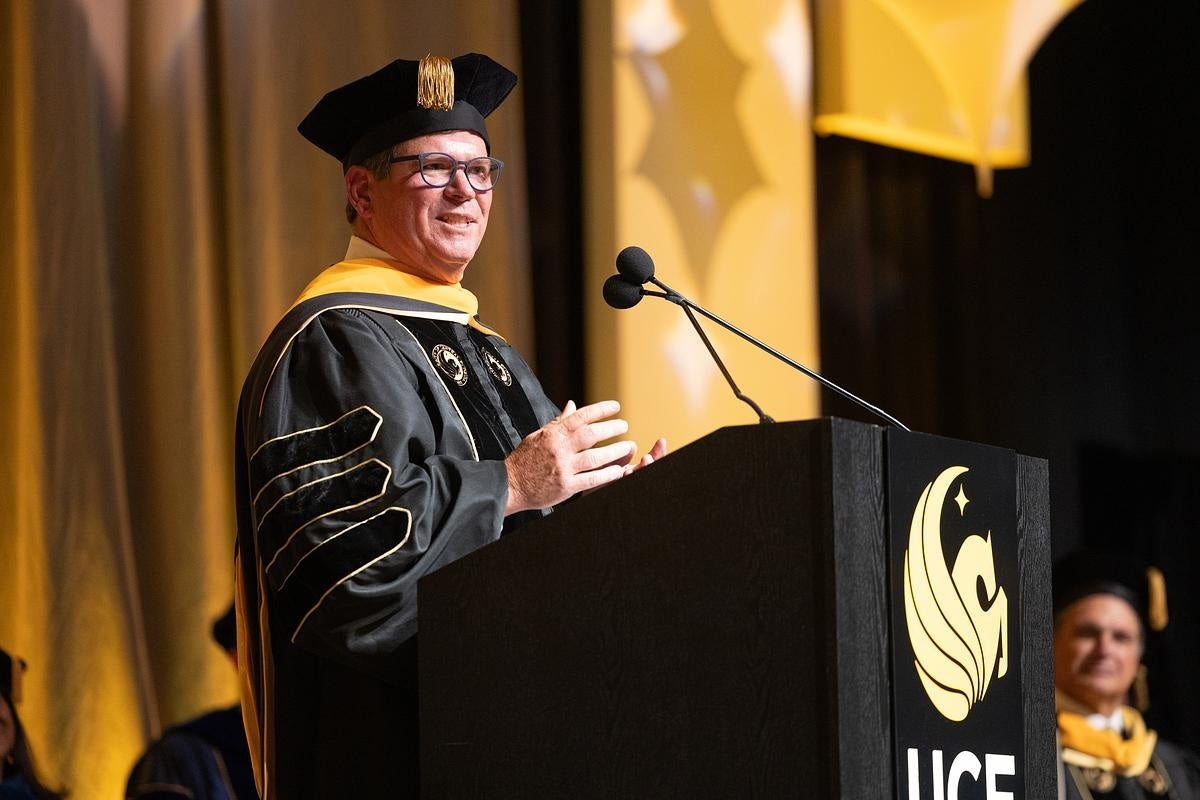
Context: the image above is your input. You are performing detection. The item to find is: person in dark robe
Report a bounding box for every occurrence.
[124,605,256,800]
[233,52,665,800]
[0,649,63,800]
[1054,550,1200,799]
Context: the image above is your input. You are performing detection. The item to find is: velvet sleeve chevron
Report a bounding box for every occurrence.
[240,306,510,678]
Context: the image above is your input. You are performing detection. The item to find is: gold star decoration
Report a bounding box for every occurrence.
[628,0,765,285]
[955,484,969,516]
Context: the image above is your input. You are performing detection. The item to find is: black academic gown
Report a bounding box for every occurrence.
[0,776,38,800]
[1062,739,1200,800]
[234,261,558,800]
[125,706,256,800]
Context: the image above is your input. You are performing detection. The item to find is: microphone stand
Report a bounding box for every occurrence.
[640,289,773,423]
[682,304,775,424]
[645,278,910,432]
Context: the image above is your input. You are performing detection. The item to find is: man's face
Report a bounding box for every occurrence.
[359,130,493,285]
[1053,593,1142,714]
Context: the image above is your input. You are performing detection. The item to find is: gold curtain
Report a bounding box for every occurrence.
[0,1,528,797]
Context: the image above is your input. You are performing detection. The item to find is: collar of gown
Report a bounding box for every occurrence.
[1056,690,1157,776]
[1055,689,1125,732]
[288,236,498,337]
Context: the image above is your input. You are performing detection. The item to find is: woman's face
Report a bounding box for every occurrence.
[0,696,14,768]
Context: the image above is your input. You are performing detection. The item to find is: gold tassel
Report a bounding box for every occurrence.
[1132,663,1150,712]
[417,55,455,111]
[1146,566,1168,631]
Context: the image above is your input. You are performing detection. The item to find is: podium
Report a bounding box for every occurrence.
[418,418,1055,798]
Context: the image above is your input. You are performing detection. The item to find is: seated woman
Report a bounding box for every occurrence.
[0,648,63,800]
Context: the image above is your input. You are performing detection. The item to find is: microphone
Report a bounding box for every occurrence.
[602,274,644,309]
[605,246,910,431]
[607,248,773,424]
[616,245,656,285]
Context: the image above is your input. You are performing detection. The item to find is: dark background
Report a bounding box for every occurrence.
[517,0,1200,755]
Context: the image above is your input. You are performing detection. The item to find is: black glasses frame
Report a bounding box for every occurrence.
[389,152,504,192]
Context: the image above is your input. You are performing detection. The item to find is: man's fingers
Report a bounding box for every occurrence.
[573,463,627,492]
[575,399,620,420]
[551,399,577,424]
[621,437,667,476]
[560,399,620,432]
[574,441,635,471]
[573,418,629,447]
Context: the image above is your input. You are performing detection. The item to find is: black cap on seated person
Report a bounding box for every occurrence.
[211,604,237,653]
[298,53,518,170]
[0,648,26,705]
[1052,549,1169,633]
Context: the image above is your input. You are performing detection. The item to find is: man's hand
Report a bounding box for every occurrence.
[624,436,668,475]
[505,400,636,514]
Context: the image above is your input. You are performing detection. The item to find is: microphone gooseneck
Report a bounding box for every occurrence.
[604,260,773,424]
[604,248,910,431]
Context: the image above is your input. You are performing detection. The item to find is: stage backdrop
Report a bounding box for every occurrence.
[811,0,1083,196]
[0,1,529,797]
[584,0,823,451]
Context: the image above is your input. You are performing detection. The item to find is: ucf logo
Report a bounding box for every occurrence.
[903,466,1008,722]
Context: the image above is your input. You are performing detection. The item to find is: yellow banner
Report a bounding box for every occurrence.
[812,0,1083,195]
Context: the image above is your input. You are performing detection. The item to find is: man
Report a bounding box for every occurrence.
[1053,550,1200,798]
[125,606,256,800]
[234,53,664,799]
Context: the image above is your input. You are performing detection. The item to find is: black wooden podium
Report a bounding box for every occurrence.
[418,418,1055,799]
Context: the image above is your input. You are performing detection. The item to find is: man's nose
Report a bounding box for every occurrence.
[445,166,476,197]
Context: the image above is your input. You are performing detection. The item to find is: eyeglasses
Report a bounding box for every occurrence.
[389,152,504,192]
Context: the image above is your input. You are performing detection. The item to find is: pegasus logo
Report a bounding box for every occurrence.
[903,466,1009,722]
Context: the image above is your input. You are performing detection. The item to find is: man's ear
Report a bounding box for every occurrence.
[345,166,373,219]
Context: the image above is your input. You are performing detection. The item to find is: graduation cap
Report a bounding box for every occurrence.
[1052,549,1169,632]
[211,604,237,653]
[299,53,518,170]
[0,647,26,705]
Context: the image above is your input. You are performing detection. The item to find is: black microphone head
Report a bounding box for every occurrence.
[602,275,644,309]
[615,246,655,285]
